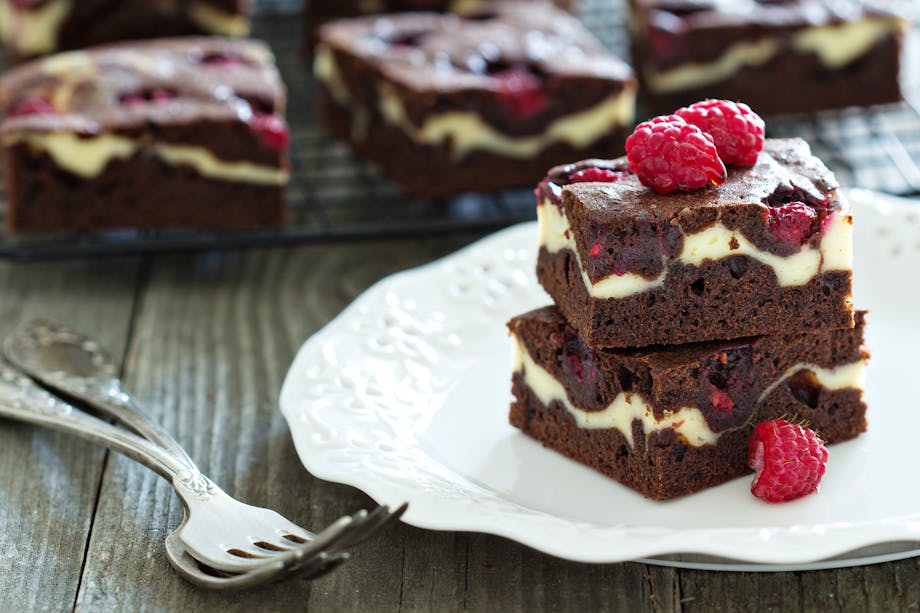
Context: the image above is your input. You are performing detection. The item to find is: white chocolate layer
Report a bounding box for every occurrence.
[537,199,853,298]
[377,83,635,160]
[0,0,71,56]
[513,333,718,447]
[313,45,350,107]
[313,45,635,159]
[188,1,250,37]
[680,214,852,287]
[758,360,868,404]
[513,334,868,448]
[537,202,666,298]
[646,17,904,93]
[4,132,288,186]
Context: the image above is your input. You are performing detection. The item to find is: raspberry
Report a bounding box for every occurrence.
[709,386,734,413]
[675,99,765,166]
[625,115,726,194]
[8,97,55,117]
[748,419,828,503]
[492,66,548,119]
[150,89,175,103]
[200,52,248,66]
[567,168,629,184]
[249,114,289,152]
[767,201,817,245]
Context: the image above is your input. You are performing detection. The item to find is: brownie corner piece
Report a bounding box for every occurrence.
[1,0,253,61]
[507,305,868,500]
[0,37,289,234]
[535,137,854,349]
[313,4,637,197]
[627,0,909,115]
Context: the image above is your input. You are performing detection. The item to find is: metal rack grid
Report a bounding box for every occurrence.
[0,0,918,259]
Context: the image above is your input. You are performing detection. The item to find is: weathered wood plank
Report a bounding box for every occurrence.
[73,241,465,611]
[678,559,920,612]
[0,257,141,612]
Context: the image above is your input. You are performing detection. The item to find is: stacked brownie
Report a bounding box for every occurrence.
[627,0,909,115]
[313,3,636,197]
[1,0,253,62]
[0,37,289,233]
[508,138,869,499]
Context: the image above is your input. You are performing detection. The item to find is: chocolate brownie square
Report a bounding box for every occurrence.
[0,0,252,61]
[627,0,909,115]
[313,3,636,197]
[535,138,854,348]
[508,305,868,500]
[0,37,289,234]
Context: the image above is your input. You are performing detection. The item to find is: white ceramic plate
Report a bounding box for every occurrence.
[280,189,920,571]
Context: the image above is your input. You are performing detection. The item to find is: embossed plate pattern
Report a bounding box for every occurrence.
[280,189,920,570]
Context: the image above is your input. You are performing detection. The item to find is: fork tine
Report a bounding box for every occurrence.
[295,551,351,581]
[325,503,408,552]
[182,513,355,574]
[164,504,406,590]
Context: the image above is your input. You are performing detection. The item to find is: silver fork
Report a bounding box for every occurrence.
[0,369,406,588]
[1,320,407,584]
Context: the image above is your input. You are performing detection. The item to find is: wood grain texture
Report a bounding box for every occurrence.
[73,240,466,611]
[0,257,140,612]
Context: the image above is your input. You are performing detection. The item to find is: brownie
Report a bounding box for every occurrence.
[0,37,289,234]
[0,0,252,61]
[307,0,575,19]
[627,0,909,115]
[535,138,854,349]
[306,0,575,22]
[313,4,636,197]
[508,305,869,500]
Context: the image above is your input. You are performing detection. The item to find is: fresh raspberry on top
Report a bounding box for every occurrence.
[748,418,828,503]
[625,115,727,194]
[675,99,765,166]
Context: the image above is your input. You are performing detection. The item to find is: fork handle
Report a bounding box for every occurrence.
[0,370,190,481]
[80,381,196,469]
[3,319,196,468]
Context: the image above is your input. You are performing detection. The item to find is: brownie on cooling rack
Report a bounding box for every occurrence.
[0,37,289,234]
[313,3,636,198]
[306,0,574,23]
[508,305,868,500]
[535,138,855,348]
[627,0,910,116]
[0,0,252,61]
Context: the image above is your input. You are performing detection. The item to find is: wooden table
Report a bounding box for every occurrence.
[0,239,917,612]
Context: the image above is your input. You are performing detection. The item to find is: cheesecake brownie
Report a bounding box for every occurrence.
[306,0,575,23]
[314,4,636,197]
[536,138,854,349]
[1,37,288,234]
[0,0,252,61]
[628,0,909,115]
[509,306,868,500]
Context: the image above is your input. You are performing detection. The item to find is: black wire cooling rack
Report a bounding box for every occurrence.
[0,0,918,259]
